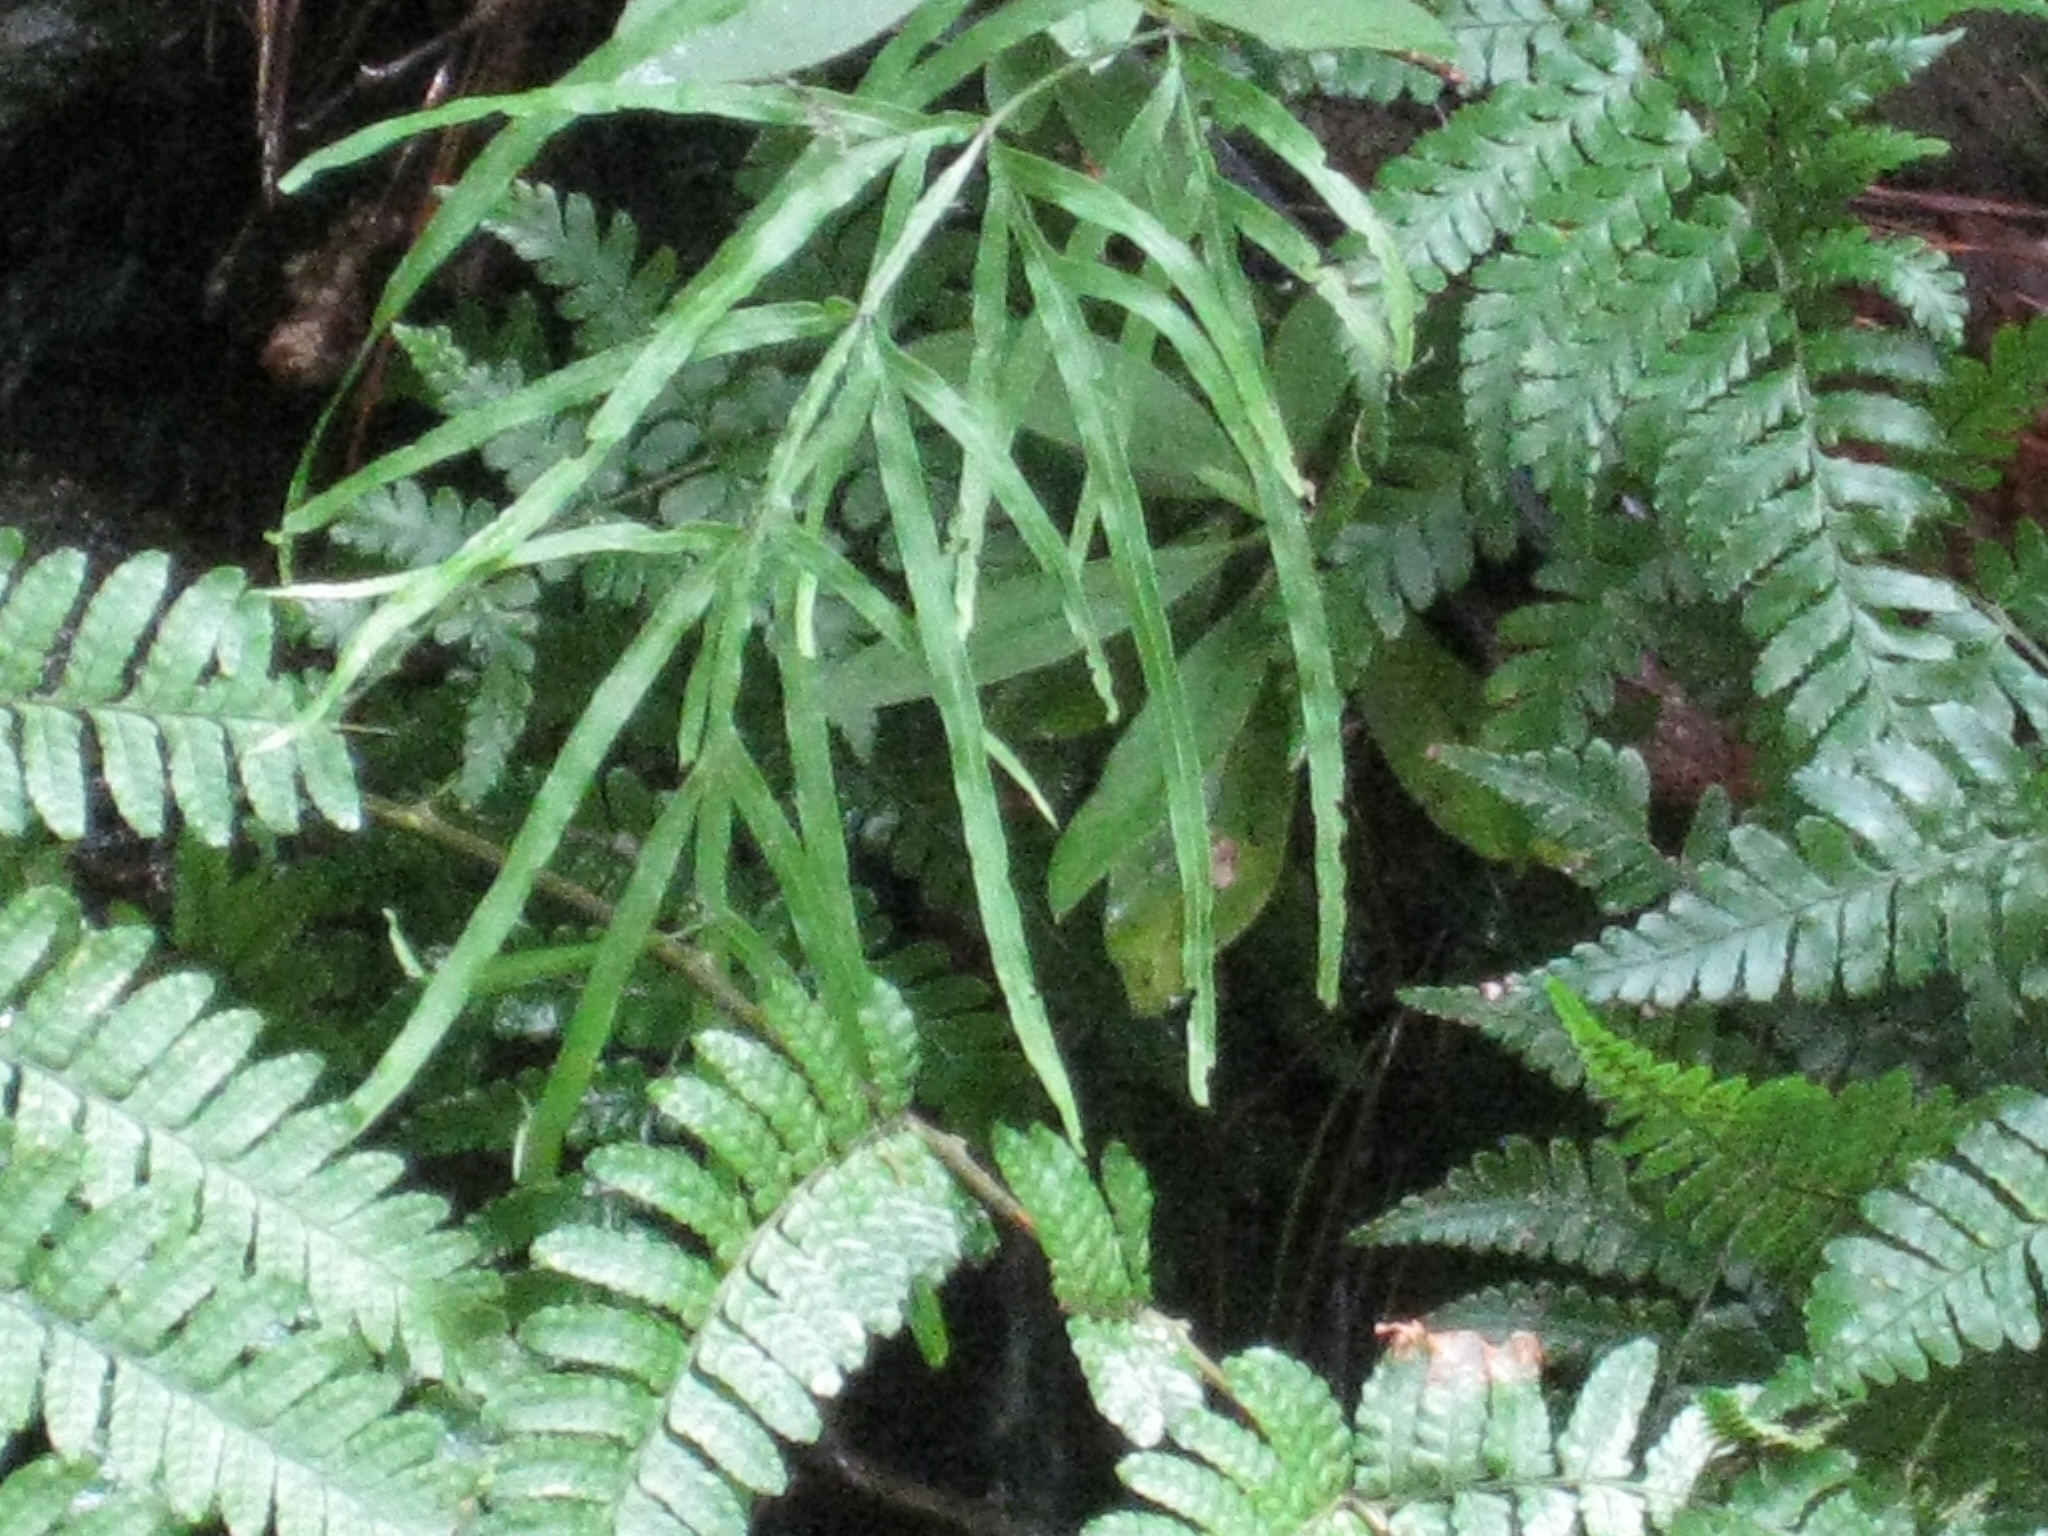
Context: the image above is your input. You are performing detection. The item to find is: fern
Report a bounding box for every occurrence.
[478,974,988,1535]
[1438,739,1679,912]
[0,885,489,1379]
[1553,983,1979,1284]
[1806,1092,2048,1394]
[0,1136,471,1535]
[484,182,681,357]
[1355,1134,1722,1295]
[0,533,358,845]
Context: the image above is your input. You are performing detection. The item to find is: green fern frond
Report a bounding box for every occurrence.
[1806,1093,2048,1394]
[482,976,983,1535]
[1437,739,1678,911]
[0,1138,471,1535]
[1934,313,2048,489]
[0,1453,181,1535]
[1540,718,2048,1010]
[1353,1135,1720,1295]
[0,533,358,845]
[1552,982,1978,1283]
[0,885,488,1379]
[484,181,680,355]
[1360,1334,1719,1530]
[1375,23,1661,292]
[994,1122,1153,1314]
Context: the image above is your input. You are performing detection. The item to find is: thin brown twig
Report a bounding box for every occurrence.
[365,792,765,1030]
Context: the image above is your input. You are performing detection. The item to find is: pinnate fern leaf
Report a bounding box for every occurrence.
[0,885,487,1380]
[485,181,680,355]
[0,1138,469,1536]
[1552,983,1978,1283]
[1438,740,1677,912]
[0,532,358,845]
[482,977,981,1535]
[1353,1135,1720,1296]
[1807,1093,2048,1394]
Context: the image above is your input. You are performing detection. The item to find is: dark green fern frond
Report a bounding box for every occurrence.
[1552,983,1978,1283]
[0,532,358,845]
[1437,739,1678,911]
[481,975,985,1535]
[0,1138,471,1535]
[485,181,680,355]
[1806,1092,2048,1394]
[1935,314,2048,490]
[0,885,489,1380]
[1353,1134,1720,1294]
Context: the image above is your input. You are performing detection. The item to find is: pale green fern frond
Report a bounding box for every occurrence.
[479,976,985,1535]
[0,1138,470,1536]
[0,885,488,1380]
[1082,1327,1721,1536]
[1806,1093,2048,1394]
[0,1453,181,1535]
[0,532,358,845]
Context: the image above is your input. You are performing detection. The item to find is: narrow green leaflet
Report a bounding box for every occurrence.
[1167,0,1452,57]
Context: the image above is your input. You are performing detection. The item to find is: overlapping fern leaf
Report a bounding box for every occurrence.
[1551,983,1979,1285]
[0,884,489,1379]
[0,885,494,1532]
[1806,1091,2048,1394]
[0,531,358,844]
[1350,0,2027,762]
[479,973,988,1535]
[995,1119,1726,1536]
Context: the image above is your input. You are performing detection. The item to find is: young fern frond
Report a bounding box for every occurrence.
[482,976,987,1536]
[0,885,489,1380]
[1552,984,1978,1285]
[484,181,681,356]
[1806,1092,2048,1395]
[0,1138,470,1536]
[0,533,358,845]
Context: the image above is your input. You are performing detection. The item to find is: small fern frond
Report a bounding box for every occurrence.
[1437,739,1678,912]
[0,1139,471,1535]
[994,1123,1153,1314]
[1806,1093,2048,1394]
[0,533,359,845]
[0,885,488,1379]
[484,181,680,355]
[1358,1333,1719,1533]
[1353,1135,1721,1295]
[1552,982,1978,1283]
[1934,313,2048,489]
[483,977,983,1535]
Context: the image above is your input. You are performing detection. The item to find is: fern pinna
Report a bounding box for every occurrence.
[0,534,359,845]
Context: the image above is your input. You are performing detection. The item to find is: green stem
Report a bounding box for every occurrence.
[520,777,702,1184]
